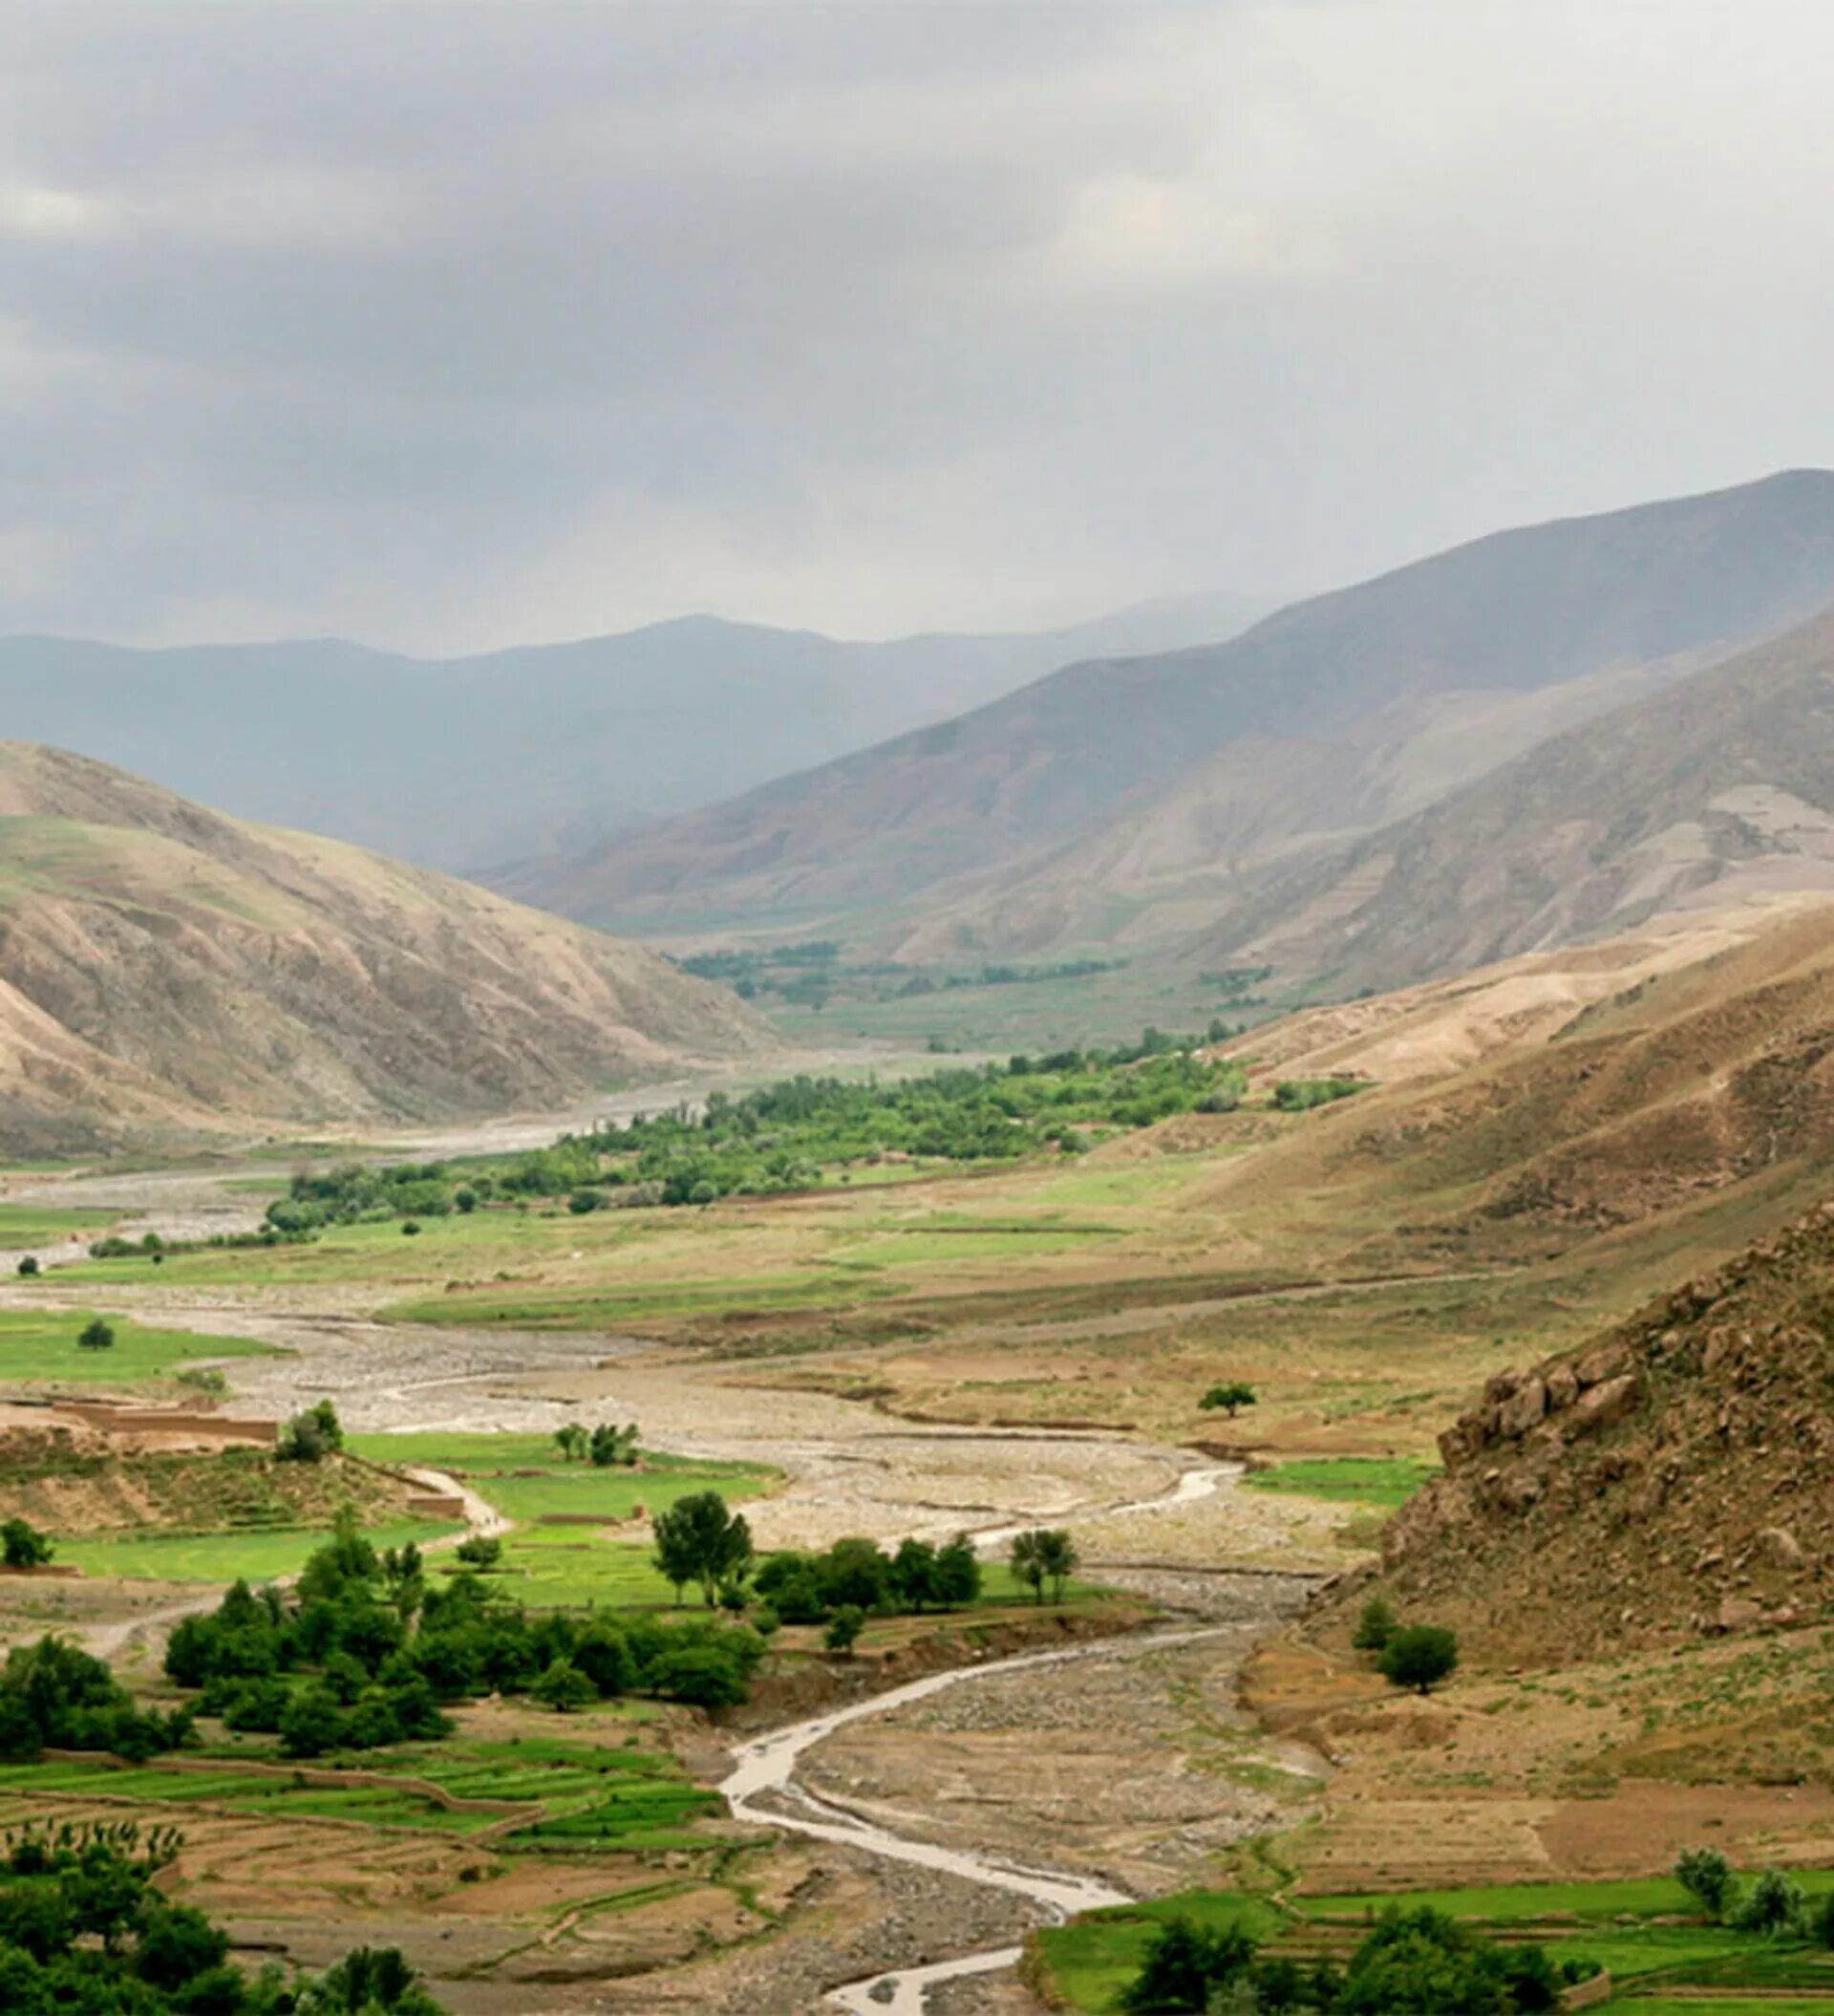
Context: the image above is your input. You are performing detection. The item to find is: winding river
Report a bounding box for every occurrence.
[722,1462,1247,2012]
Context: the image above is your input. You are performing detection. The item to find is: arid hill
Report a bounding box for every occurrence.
[1195,603,1834,995]
[1366,1199,1834,1668]
[508,470,1834,954]
[0,743,768,1153]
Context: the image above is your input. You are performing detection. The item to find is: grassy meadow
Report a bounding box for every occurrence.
[0,1306,272,1384]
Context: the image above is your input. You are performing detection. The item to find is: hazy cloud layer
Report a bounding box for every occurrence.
[2,1,1831,651]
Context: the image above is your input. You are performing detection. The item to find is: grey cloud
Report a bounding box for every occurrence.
[1,2,1832,650]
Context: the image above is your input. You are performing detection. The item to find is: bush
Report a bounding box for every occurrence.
[14,1256,37,1277]
[1675,1845,1737,1921]
[1377,1624,1459,1695]
[277,1399,344,1464]
[0,1519,53,1571]
[823,1605,864,1655]
[531,1659,596,1713]
[455,1534,502,1570]
[76,1317,116,1352]
[1732,1867,1804,1937]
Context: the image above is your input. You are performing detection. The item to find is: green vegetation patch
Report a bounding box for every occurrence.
[0,1307,272,1384]
[1243,1457,1439,1509]
[0,1203,118,1248]
[56,1518,460,1584]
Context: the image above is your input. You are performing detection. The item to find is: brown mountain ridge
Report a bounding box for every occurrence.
[0,742,769,1153]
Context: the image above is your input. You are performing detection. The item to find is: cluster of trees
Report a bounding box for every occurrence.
[165,1512,767,1742]
[553,1421,638,1467]
[265,1160,480,1236]
[753,1533,983,1626]
[1121,1905,1591,2013]
[0,1637,192,1766]
[1675,1847,1834,1942]
[1009,1528,1078,1603]
[0,1821,442,2013]
[1352,1600,1461,1695]
[676,939,1129,1009]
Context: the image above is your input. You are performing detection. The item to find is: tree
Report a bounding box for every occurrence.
[889,1537,939,1612]
[1353,1597,1397,1652]
[823,1605,864,1655]
[931,1535,982,1609]
[299,1943,443,2013]
[553,1423,590,1464]
[15,1256,37,1277]
[1010,1528,1077,1604]
[455,1535,502,1569]
[0,1520,52,1570]
[1733,1867,1804,1937]
[1378,1624,1460,1695]
[531,1658,596,1713]
[1036,1529,1079,1603]
[1200,1380,1256,1419]
[651,1491,753,1606]
[278,1398,344,1463]
[1010,1530,1048,1604]
[77,1317,116,1352]
[1675,1845,1737,1922]
[1120,1916,1258,2011]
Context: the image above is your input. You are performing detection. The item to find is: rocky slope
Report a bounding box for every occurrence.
[510,470,1834,952]
[1193,602,1834,995]
[0,742,768,1153]
[1370,1202,1834,1664]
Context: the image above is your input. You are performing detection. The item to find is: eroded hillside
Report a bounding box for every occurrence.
[0,742,769,1153]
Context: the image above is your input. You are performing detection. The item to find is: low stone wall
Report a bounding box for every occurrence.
[1562,1971,1613,2011]
[406,1492,466,1520]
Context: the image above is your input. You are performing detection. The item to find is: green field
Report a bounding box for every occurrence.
[0,1727,718,1851]
[1033,1874,1834,2012]
[0,1307,272,1384]
[0,1203,119,1249]
[349,1431,777,1609]
[1242,1457,1439,1508]
[55,1517,462,1584]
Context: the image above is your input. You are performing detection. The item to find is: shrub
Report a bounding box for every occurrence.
[1732,1867,1805,1936]
[455,1535,502,1570]
[1377,1624,1459,1695]
[531,1658,596,1713]
[76,1317,116,1352]
[1675,1845,1737,1921]
[277,1399,344,1464]
[823,1605,864,1655]
[0,1519,53,1570]
[14,1256,37,1277]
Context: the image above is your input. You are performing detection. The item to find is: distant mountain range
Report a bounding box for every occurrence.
[0,742,767,1154]
[506,471,1834,973]
[0,591,1269,876]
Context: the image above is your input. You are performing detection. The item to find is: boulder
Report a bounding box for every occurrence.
[1569,1373,1642,1436]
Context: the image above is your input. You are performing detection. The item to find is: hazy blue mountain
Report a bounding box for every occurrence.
[0,591,1269,875]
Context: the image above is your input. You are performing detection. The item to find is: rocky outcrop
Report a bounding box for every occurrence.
[1368,1201,1834,1662]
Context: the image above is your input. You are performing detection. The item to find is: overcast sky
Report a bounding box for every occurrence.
[1,1,1830,654]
